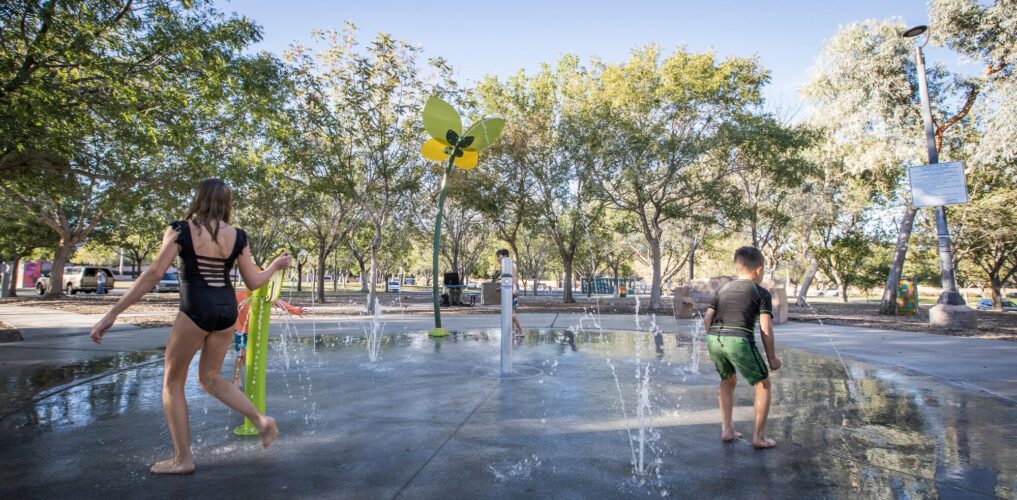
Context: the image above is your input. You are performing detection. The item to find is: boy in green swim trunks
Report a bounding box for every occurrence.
[704,246,782,449]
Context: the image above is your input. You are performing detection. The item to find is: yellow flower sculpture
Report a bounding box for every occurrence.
[420,96,504,169]
[420,96,504,336]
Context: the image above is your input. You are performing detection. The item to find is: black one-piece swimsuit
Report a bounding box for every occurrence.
[170,221,248,332]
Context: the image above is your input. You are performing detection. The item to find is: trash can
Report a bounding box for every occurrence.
[481,282,501,305]
[768,286,789,324]
[672,286,694,318]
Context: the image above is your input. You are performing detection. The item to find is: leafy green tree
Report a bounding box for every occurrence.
[479,56,608,304]
[951,171,1017,309]
[596,46,768,309]
[438,200,491,284]
[728,115,819,269]
[814,217,874,303]
[0,199,57,295]
[803,3,1012,313]
[1,0,283,297]
[472,78,537,257]
[274,34,365,302]
[515,225,555,295]
[233,170,293,268]
[303,25,446,311]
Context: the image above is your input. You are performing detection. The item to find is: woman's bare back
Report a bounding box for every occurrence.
[187,221,238,259]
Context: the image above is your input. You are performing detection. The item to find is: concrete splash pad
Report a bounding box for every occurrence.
[2,329,1016,498]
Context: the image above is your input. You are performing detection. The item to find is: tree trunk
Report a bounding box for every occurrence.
[562,257,575,304]
[8,256,20,296]
[357,259,368,292]
[613,264,620,298]
[315,247,328,303]
[368,249,377,312]
[46,241,74,298]
[991,276,1003,311]
[649,238,663,310]
[840,281,849,304]
[367,223,381,313]
[796,256,820,306]
[688,243,696,284]
[880,205,918,315]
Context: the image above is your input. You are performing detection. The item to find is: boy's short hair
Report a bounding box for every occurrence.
[733,246,765,270]
[496,248,510,257]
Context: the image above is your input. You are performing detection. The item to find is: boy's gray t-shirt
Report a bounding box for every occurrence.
[707,279,773,338]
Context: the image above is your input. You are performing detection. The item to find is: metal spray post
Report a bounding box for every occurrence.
[500,256,513,376]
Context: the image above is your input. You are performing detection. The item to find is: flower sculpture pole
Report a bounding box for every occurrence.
[420,96,504,337]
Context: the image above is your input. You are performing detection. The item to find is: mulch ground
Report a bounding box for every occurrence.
[788,301,1017,341]
[3,292,1015,341]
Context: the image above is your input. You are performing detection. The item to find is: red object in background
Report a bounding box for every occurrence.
[20,260,43,288]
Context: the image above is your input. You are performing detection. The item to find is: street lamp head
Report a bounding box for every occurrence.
[902,25,930,48]
[902,25,928,38]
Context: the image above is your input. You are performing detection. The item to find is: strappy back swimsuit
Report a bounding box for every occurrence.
[170,221,248,332]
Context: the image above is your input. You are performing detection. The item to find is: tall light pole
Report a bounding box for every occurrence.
[903,25,965,306]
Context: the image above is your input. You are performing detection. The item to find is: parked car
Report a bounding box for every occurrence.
[387,279,401,293]
[37,266,115,295]
[34,271,51,295]
[975,298,1017,312]
[403,277,416,286]
[816,288,840,297]
[151,272,180,293]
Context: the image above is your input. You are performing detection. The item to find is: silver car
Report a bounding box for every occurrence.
[976,298,1017,312]
[152,272,180,293]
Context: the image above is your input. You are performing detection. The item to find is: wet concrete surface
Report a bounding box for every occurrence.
[1,328,1016,499]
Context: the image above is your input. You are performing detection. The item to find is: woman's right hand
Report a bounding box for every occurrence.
[270,251,292,271]
[90,314,117,344]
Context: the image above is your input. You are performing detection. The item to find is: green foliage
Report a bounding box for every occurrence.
[1,0,283,295]
[0,199,57,261]
[595,46,770,308]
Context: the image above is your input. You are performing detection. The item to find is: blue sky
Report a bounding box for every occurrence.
[214,1,957,115]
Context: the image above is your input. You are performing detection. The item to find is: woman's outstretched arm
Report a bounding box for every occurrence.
[90,227,181,343]
[236,245,291,292]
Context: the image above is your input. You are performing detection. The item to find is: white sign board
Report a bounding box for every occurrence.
[908,161,968,208]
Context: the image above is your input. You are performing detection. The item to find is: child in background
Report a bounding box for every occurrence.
[232,288,304,386]
[703,246,781,449]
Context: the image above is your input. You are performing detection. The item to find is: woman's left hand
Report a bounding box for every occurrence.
[90,314,116,344]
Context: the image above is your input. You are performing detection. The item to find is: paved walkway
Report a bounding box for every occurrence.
[3,304,1017,401]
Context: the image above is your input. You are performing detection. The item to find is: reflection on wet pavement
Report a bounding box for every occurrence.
[1,329,1014,498]
[1,350,163,419]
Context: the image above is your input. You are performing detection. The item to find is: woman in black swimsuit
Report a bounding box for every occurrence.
[90,179,291,475]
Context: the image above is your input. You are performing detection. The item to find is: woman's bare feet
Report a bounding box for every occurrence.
[258,416,278,449]
[752,437,777,449]
[721,427,742,442]
[150,457,195,475]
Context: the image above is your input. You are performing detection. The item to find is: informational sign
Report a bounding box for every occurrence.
[908,161,968,208]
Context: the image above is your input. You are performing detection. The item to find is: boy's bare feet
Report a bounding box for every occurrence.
[258,416,278,449]
[150,457,195,475]
[721,427,742,442]
[752,437,777,449]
